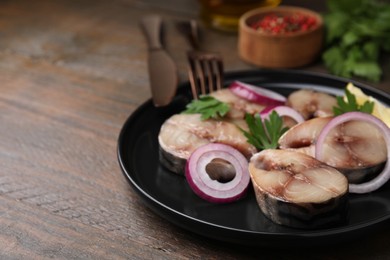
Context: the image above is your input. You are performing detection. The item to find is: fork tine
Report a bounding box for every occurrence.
[187,61,198,99]
[205,55,223,94]
[202,57,214,94]
[196,56,207,96]
[188,52,205,99]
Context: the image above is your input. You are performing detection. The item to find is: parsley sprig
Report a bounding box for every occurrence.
[333,88,374,116]
[322,0,390,82]
[182,95,230,120]
[240,111,289,150]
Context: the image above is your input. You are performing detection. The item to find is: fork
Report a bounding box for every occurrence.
[177,20,224,99]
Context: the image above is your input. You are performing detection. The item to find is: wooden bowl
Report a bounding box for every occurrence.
[238,6,324,68]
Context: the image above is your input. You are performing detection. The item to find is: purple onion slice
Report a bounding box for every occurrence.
[260,105,305,124]
[229,81,286,106]
[185,143,250,203]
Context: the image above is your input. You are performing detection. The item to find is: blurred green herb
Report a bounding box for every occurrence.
[333,88,374,115]
[182,95,230,120]
[240,111,289,150]
[322,0,390,82]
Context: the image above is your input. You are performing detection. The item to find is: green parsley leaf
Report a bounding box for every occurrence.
[182,95,230,120]
[350,61,382,82]
[322,0,390,82]
[333,88,374,115]
[323,46,349,77]
[240,111,289,151]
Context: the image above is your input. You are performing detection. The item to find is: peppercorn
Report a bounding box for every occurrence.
[250,13,318,34]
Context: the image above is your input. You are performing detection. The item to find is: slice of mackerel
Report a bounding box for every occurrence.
[159,113,256,174]
[249,149,349,229]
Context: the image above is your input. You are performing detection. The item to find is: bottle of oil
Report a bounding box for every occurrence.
[199,0,281,32]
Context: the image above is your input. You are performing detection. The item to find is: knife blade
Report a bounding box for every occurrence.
[140,15,178,107]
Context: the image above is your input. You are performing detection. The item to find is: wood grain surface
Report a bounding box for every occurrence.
[0,0,389,259]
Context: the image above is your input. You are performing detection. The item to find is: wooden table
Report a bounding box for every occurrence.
[0,0,389,259]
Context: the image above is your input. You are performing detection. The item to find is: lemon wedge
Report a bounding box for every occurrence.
[346,82,390,127]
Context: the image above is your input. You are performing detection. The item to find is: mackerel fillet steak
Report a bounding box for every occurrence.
[249,149,349,229]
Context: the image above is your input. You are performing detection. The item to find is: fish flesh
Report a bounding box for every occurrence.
[158,113,256,174]
[286,89,337,119]
[318,119,387,183]
[279,117,332,154]
[249,149,349,229]
[210,88,265,119]
[279,117,387,183]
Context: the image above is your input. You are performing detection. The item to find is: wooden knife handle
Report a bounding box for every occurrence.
[140,15,162,50]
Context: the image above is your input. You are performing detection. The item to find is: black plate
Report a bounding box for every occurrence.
[117,69,390,247]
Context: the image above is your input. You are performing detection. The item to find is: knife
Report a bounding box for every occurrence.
[140,15,178,107]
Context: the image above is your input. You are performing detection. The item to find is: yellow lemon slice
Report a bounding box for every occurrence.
[346,82,390,127]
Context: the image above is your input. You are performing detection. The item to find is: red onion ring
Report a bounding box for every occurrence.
[260,105,305,124]
[229,81,286,106]
[185,143,250,203]
[315,112,390,194]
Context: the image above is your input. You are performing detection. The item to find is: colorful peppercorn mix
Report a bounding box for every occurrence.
[250,13,318,34]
